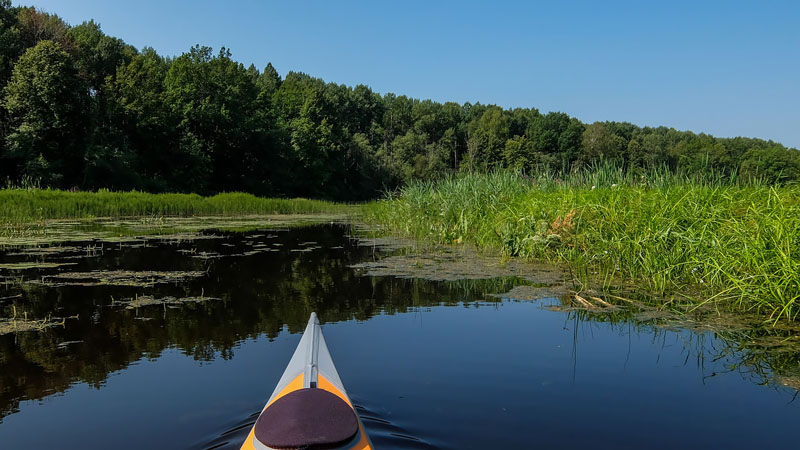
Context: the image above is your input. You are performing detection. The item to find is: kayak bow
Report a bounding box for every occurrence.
[240,313,372,450]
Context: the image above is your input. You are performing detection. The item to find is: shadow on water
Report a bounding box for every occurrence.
[0,224,798,449]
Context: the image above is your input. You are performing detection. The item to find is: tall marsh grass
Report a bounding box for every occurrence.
[0,189,349,223]
[365,167,800,322]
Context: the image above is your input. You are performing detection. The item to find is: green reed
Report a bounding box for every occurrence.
[0,189,350,224]
[365,166,800,323]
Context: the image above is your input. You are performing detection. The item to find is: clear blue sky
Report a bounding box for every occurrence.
[14,0,800,148]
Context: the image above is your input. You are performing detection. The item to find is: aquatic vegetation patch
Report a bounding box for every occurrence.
[350,244,567,291]
[290,247,321,253]
[6,246,82,257]
[119,294,220,309]
[32,270,207,287]
[776,376,800,390]
[0,262,79,270]
[0,318,63,335]
[0,294,22,303]
[492,284,571,301]
[0,309,77,335]
[190,251,225,260]
[354,236,417,252]
[184,244,281,259]
[0,215,349,248]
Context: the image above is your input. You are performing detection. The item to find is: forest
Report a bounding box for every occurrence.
[1,2,799,200]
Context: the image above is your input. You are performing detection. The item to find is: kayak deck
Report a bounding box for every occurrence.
[240,313,372,450]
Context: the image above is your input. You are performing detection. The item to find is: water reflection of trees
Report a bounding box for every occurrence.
[0,227,513,421]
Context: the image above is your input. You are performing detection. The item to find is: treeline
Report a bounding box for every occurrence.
[1,3,798,199]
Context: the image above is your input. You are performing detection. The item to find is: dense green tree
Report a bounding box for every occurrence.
[286,87,339,195]
[0,1,21,181]
[507,108,538,138]
[0,0,22,87]
[106,47,174,190]
[1,5,798,195]
[723,136,774,162]
[604,121,638,142]
[68,20,134,92]
[380,93,415,157]
[740,146,800,183]
[164,46,265,193]
[523,112,583,170]
[2,40,87,186]
[503,135,530,170]
[581,122,627,164]
[639,130,668,167]
[466,107,509,171]
[391,130,427,179]
[557,118,585,169]
[15,6,70,50]
[349,84,383,138]
[67,21,139,189]
[257,62,281,96]
[527,112,567,155]
[626,139,645,171]
[439,102,467,170]
[411,100,444,142]
[668,134,736,174]
[248,62,288,195]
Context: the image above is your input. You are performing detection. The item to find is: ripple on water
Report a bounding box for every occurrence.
[196,404,439,450]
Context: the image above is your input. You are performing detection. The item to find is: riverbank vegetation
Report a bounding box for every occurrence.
[0,189,348,224]
[364,168,800,323]
[0,189,353,227]
[1,2,799,202]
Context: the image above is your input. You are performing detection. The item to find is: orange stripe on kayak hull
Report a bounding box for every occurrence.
[239,374,304,450]
[319,375,371,450]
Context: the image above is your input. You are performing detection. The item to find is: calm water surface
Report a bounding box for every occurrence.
[0,225,797,449]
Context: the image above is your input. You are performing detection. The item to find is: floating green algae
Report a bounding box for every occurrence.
[0,214,348,248]
[120,294,221,309]
[0,262,79,270]
[31,270,207,287]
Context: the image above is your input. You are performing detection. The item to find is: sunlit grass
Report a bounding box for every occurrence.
[364,166,800,323]
[0,189,351,225]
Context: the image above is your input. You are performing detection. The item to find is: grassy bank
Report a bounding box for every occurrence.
[364,169,800,322]
[0,189,350,224]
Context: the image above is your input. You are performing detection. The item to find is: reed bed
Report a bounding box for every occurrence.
[364,167,800,323]
[0,189,349,223]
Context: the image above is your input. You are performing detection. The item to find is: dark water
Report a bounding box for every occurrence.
[0,225,797,449]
